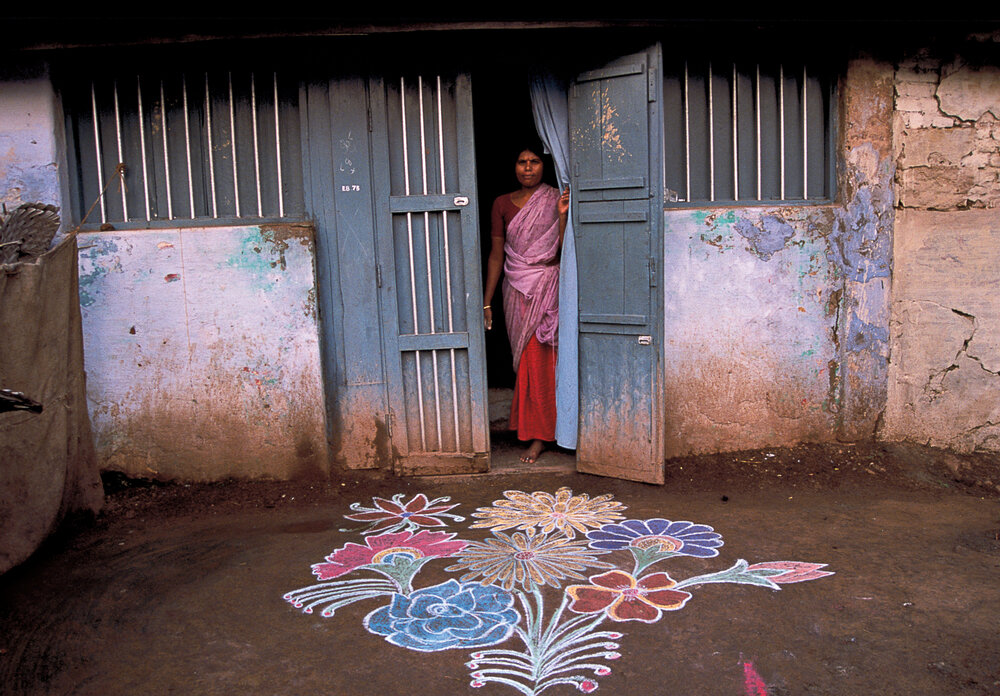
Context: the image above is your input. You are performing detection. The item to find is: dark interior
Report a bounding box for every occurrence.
[472,65,558,391]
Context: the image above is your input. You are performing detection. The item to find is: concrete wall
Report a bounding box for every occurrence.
[661,58,895,458]
[0,61,64,214]
[78,224,328,480]
[663,206,839,456]
[883,36,1000,452]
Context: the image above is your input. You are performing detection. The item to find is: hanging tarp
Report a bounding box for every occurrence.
[0,234,102,575]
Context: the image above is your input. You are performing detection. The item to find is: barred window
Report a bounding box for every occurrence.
[663,56,836,205]
[61,57,305,226]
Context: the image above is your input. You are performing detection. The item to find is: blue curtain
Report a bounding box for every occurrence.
[529,73,578,449]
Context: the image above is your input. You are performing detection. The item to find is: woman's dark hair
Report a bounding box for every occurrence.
[514,138,548,162]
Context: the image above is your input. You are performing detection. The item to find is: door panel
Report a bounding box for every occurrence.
[304,76,387,469]
[571,46,665,484]
[371,74,489,475]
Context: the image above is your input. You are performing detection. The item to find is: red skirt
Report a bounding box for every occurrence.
[509,334,557,442]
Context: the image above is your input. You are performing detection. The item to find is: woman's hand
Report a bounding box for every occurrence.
[558,187,570,217]
[484,305,493,331]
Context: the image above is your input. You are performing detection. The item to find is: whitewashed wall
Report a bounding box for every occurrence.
[78,224,328,480]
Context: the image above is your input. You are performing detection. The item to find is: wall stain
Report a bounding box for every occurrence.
[734,214,797,261]
[304,286,317,319]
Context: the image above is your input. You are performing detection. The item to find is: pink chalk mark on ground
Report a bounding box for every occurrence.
[743,660,768,696]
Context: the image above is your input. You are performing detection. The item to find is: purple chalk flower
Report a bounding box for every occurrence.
[586,519,724,558]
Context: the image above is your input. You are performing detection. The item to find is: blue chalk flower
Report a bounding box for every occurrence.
[363,579,520,652]
[586,519,724,558]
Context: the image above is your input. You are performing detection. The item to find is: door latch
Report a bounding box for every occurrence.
[453,196,469,207]
[638,335,652,346]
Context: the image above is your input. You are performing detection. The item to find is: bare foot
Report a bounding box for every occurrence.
[520,440,546,464]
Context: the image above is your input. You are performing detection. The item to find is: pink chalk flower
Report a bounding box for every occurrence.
[746,561,834,584]
[345,493,464,534]
[311,530,468,580]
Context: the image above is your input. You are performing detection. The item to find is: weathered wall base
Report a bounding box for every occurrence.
[78,224,328,481]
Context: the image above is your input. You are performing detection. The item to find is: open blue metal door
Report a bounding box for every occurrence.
[570,46,666,484]
[370,73,490,475]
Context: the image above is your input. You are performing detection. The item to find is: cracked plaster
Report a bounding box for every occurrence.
[886,207,1000,452]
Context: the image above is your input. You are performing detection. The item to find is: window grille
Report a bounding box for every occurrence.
[62,63,304,226]
[663,57,835,205]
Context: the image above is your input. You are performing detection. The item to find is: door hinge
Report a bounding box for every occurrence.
[376,264,382,288]
[648,257,657,287]
[367,106,373,132]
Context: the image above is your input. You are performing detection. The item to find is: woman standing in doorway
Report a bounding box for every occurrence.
[483,144,569,463]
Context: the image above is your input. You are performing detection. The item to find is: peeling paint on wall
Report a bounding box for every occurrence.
[663,205,839,458]
[834,60,896,441]
[78,224,328,481]
[734,215,798,261]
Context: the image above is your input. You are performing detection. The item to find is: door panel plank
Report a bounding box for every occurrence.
[305,77,387,470]
[571,45,665,484]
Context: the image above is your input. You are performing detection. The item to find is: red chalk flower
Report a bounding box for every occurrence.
[311,530,467,580]
[565,570,692,623]
[746,561,834,584]
[345,493,464,534]
[579,680,598,692]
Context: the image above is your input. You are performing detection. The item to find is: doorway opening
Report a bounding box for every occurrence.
[472,65,564,463]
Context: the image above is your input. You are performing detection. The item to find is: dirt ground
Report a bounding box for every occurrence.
[1,439,998,695]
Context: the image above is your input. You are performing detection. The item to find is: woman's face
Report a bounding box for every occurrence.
[515,150,544,188]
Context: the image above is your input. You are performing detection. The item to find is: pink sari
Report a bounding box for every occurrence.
[503,184,560,373]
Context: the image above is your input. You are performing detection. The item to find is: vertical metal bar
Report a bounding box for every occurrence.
[113,80,128,220]
[732,63,739,201]
[683,61,690,202]
[708,62,715,202]
[418,76,429,198]
[418,76,443,451]
[137,77,151,221]
[205,73,218,218]
[273,72,285,218]
[90,82,107,224]
[159,80,174,220]
[400,77,427,451]
[779,64,786,200]
[802,64,808,199]
[182,75,195,218]
[251,73,262,217]
[437,76,461,452]
[228,72,241,217]
[755,64,761,201]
